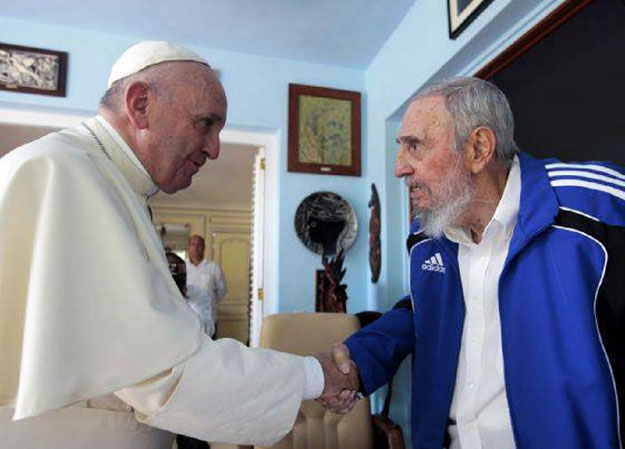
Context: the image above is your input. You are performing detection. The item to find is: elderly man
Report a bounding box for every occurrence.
[186,235,226,338]
[326,77,624,449]
[0,41,354,449]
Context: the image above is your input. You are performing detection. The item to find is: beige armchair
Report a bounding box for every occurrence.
[250,313,404,449]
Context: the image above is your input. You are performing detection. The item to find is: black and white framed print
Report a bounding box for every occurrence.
[448,0,495,39]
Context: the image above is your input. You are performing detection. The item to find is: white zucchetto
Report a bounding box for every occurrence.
[107,41,209,87]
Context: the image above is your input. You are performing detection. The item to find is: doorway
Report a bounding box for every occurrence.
[150,141,260,345]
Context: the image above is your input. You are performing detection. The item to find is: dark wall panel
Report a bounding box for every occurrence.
[491,0,625,164]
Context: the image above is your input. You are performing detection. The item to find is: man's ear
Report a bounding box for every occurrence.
[124,81,150,130]
[465,126,497,174]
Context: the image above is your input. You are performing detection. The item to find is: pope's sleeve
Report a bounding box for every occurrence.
[115,335,310,446]
[344,296,414,396]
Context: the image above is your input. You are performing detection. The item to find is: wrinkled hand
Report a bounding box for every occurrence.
[315,342,360,414]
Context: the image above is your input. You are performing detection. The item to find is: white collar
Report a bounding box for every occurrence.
[491,155,521,234]
[95,115,152,182]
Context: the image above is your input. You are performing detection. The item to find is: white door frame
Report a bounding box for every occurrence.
[249,147,266,347]
[0,103,279,346]
[219,129,278,346]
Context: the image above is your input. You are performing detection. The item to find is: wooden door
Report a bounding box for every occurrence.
[212,231,251,344]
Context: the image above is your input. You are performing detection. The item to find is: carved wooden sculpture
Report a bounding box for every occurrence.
[368,183,381,283]
[318,249,348,313]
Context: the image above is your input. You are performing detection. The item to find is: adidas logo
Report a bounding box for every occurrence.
[421,252,446,273]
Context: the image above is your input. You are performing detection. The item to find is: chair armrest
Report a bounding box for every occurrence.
[371,414,405,449]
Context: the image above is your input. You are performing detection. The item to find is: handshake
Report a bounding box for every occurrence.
[314,342,360,414]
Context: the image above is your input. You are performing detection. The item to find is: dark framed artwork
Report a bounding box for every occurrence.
[288,83,361,176]
[0,43,68,97]
[448,0,495,39]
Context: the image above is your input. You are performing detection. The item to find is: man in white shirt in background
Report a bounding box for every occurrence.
[186,235,226,338]
[167,251,215,339]
[0,40,356,449]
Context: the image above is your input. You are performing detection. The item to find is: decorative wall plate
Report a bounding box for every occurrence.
[294,191,358,256]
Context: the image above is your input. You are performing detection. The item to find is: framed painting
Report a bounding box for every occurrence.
[448,0,495,39]
[288,83,361,176]
[0,43,68,97]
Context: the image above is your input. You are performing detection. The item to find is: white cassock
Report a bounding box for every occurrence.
[0,116,313,448]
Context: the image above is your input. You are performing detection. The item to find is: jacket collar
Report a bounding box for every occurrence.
[507,152,559,259]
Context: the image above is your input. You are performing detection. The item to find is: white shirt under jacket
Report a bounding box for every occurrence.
[0,116,323,448]
[445,156,521,449]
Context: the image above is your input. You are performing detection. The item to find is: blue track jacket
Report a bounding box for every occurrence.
[346,152,625,449]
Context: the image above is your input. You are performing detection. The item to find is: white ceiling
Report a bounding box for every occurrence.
[0,0,416,68]
[0,123,257,209]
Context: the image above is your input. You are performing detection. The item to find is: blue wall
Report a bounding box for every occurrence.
[0,17,368,314]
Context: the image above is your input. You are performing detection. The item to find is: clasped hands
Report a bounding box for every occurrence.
[313,342,359,414]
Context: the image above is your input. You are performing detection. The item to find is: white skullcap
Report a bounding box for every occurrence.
[107,40,209,87]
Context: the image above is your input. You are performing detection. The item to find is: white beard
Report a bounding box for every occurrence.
[412,155,475,238]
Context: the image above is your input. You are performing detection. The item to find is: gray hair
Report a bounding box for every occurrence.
[99,78,129,112]
[415,77,518,167]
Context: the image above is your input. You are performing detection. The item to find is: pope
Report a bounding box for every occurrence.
[0,41,356,449]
